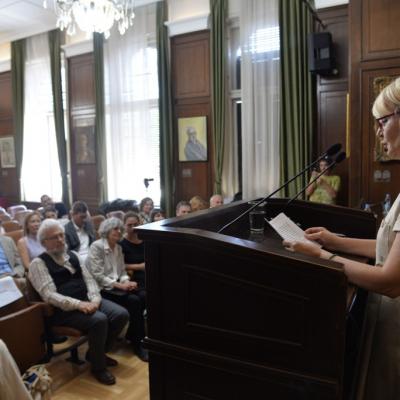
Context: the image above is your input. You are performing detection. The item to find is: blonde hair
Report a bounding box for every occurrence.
[189,195,208,212]
[372,77,400,118]
[23,211,42,236]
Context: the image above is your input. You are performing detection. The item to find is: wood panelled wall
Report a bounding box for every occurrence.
[349,0,400,208]
[68,53,100,211]
[171,31,214,206]
[316,5,349,206]
[0,71,18,206]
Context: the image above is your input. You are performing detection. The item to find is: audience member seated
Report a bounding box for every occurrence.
[176,201,192,217]
[0,235,24,278]
[40,194,68,219]
[42,205,58,220]
[64,201,96,263]
[306,157,341,205]
[86,217,148,362]
[189,195,209,212]
[139,197,154,224]
[210,194,224,208]
[28,219,129,385]
[17,212,45,271]
[119,212,146,290]
[150,208,165,222]
[0,340,32,400]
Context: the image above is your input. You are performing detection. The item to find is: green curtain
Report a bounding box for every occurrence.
[11,39,25,199]
[279,0,315,197]
[93,32,108,203]
[156,1,174,217]
[48,30,69,208]
[210,0,227,194]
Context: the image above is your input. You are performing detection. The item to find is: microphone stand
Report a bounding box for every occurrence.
[217,146,342,234]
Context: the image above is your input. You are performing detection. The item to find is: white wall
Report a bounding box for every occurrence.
[168,0,209,21]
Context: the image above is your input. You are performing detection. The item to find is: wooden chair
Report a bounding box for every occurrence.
[5,229,24,245]
[25,280,88,365]
[2,220,21,233]
[14,210,33,226]
[7,205,27,218]
[0,289,47,373]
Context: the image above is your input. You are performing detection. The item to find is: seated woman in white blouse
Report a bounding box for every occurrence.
[85,217,148,362]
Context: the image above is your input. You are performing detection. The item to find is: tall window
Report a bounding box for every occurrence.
[104,3,160,204]
[21,33,62,201]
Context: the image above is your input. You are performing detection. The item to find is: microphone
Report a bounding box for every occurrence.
[283,151,346,209]
[217,144,342,234]
[144,178,154,189]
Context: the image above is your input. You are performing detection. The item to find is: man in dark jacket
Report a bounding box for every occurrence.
[64,201,96,263]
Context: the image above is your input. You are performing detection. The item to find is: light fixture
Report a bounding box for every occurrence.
[43,0,135,38]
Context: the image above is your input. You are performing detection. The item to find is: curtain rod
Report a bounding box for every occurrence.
[300,0,327,30]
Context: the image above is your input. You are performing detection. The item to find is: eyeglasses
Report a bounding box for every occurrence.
[376,109,400,129]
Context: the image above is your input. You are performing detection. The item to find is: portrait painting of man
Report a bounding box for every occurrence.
[75,127,95,164]
[0,137,16,168]
[178,116,207,162]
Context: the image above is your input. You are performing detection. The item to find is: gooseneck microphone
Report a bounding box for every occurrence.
[283,151,346,210]
[217,144,342,234]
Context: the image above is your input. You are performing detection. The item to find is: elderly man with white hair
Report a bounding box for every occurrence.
[209,194,223,208]
[28,219,129,386]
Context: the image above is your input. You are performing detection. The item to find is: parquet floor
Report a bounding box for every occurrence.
[47,340,149,400]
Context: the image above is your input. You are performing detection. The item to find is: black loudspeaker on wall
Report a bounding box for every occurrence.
[308,32,337,75]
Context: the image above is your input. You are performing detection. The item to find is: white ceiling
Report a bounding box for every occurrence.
[0,0,57,44]
[0,0,349,45]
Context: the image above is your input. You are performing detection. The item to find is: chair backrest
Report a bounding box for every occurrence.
[0,214,11,222]
[0,280,46,372]
[106,210,125,221]
[13,210,33,226]
[4,229,24,245]
[7,205,27,218]
[2,220,21,233]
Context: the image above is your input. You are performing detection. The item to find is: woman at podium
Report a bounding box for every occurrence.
[283,77,400,400]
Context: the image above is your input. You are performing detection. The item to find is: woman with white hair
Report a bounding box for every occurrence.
[85,217,148,362]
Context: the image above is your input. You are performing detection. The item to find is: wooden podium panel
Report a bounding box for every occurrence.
[137,199,376,400]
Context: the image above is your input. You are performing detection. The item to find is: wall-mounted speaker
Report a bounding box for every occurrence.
[308,32,336,75]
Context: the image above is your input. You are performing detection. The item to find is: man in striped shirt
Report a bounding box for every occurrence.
[29,219,129,386]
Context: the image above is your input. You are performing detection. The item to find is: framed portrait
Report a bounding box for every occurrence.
[0,137,16,168]
[75,125,96,164]
[178,116,207,162]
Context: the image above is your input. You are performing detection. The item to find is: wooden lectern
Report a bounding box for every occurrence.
[137,199,376,400]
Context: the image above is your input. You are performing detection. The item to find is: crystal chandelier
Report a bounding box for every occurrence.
[43,0,135,38]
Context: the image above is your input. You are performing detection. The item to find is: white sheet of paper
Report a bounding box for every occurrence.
[268,212,321,246]
[0,276,23,308]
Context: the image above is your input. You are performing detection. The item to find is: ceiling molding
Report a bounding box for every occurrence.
[62,39,93,58]
[164,13,209,37]
[0,59,11,73]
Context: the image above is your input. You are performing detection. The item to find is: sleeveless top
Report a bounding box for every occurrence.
[24,236,45,261]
